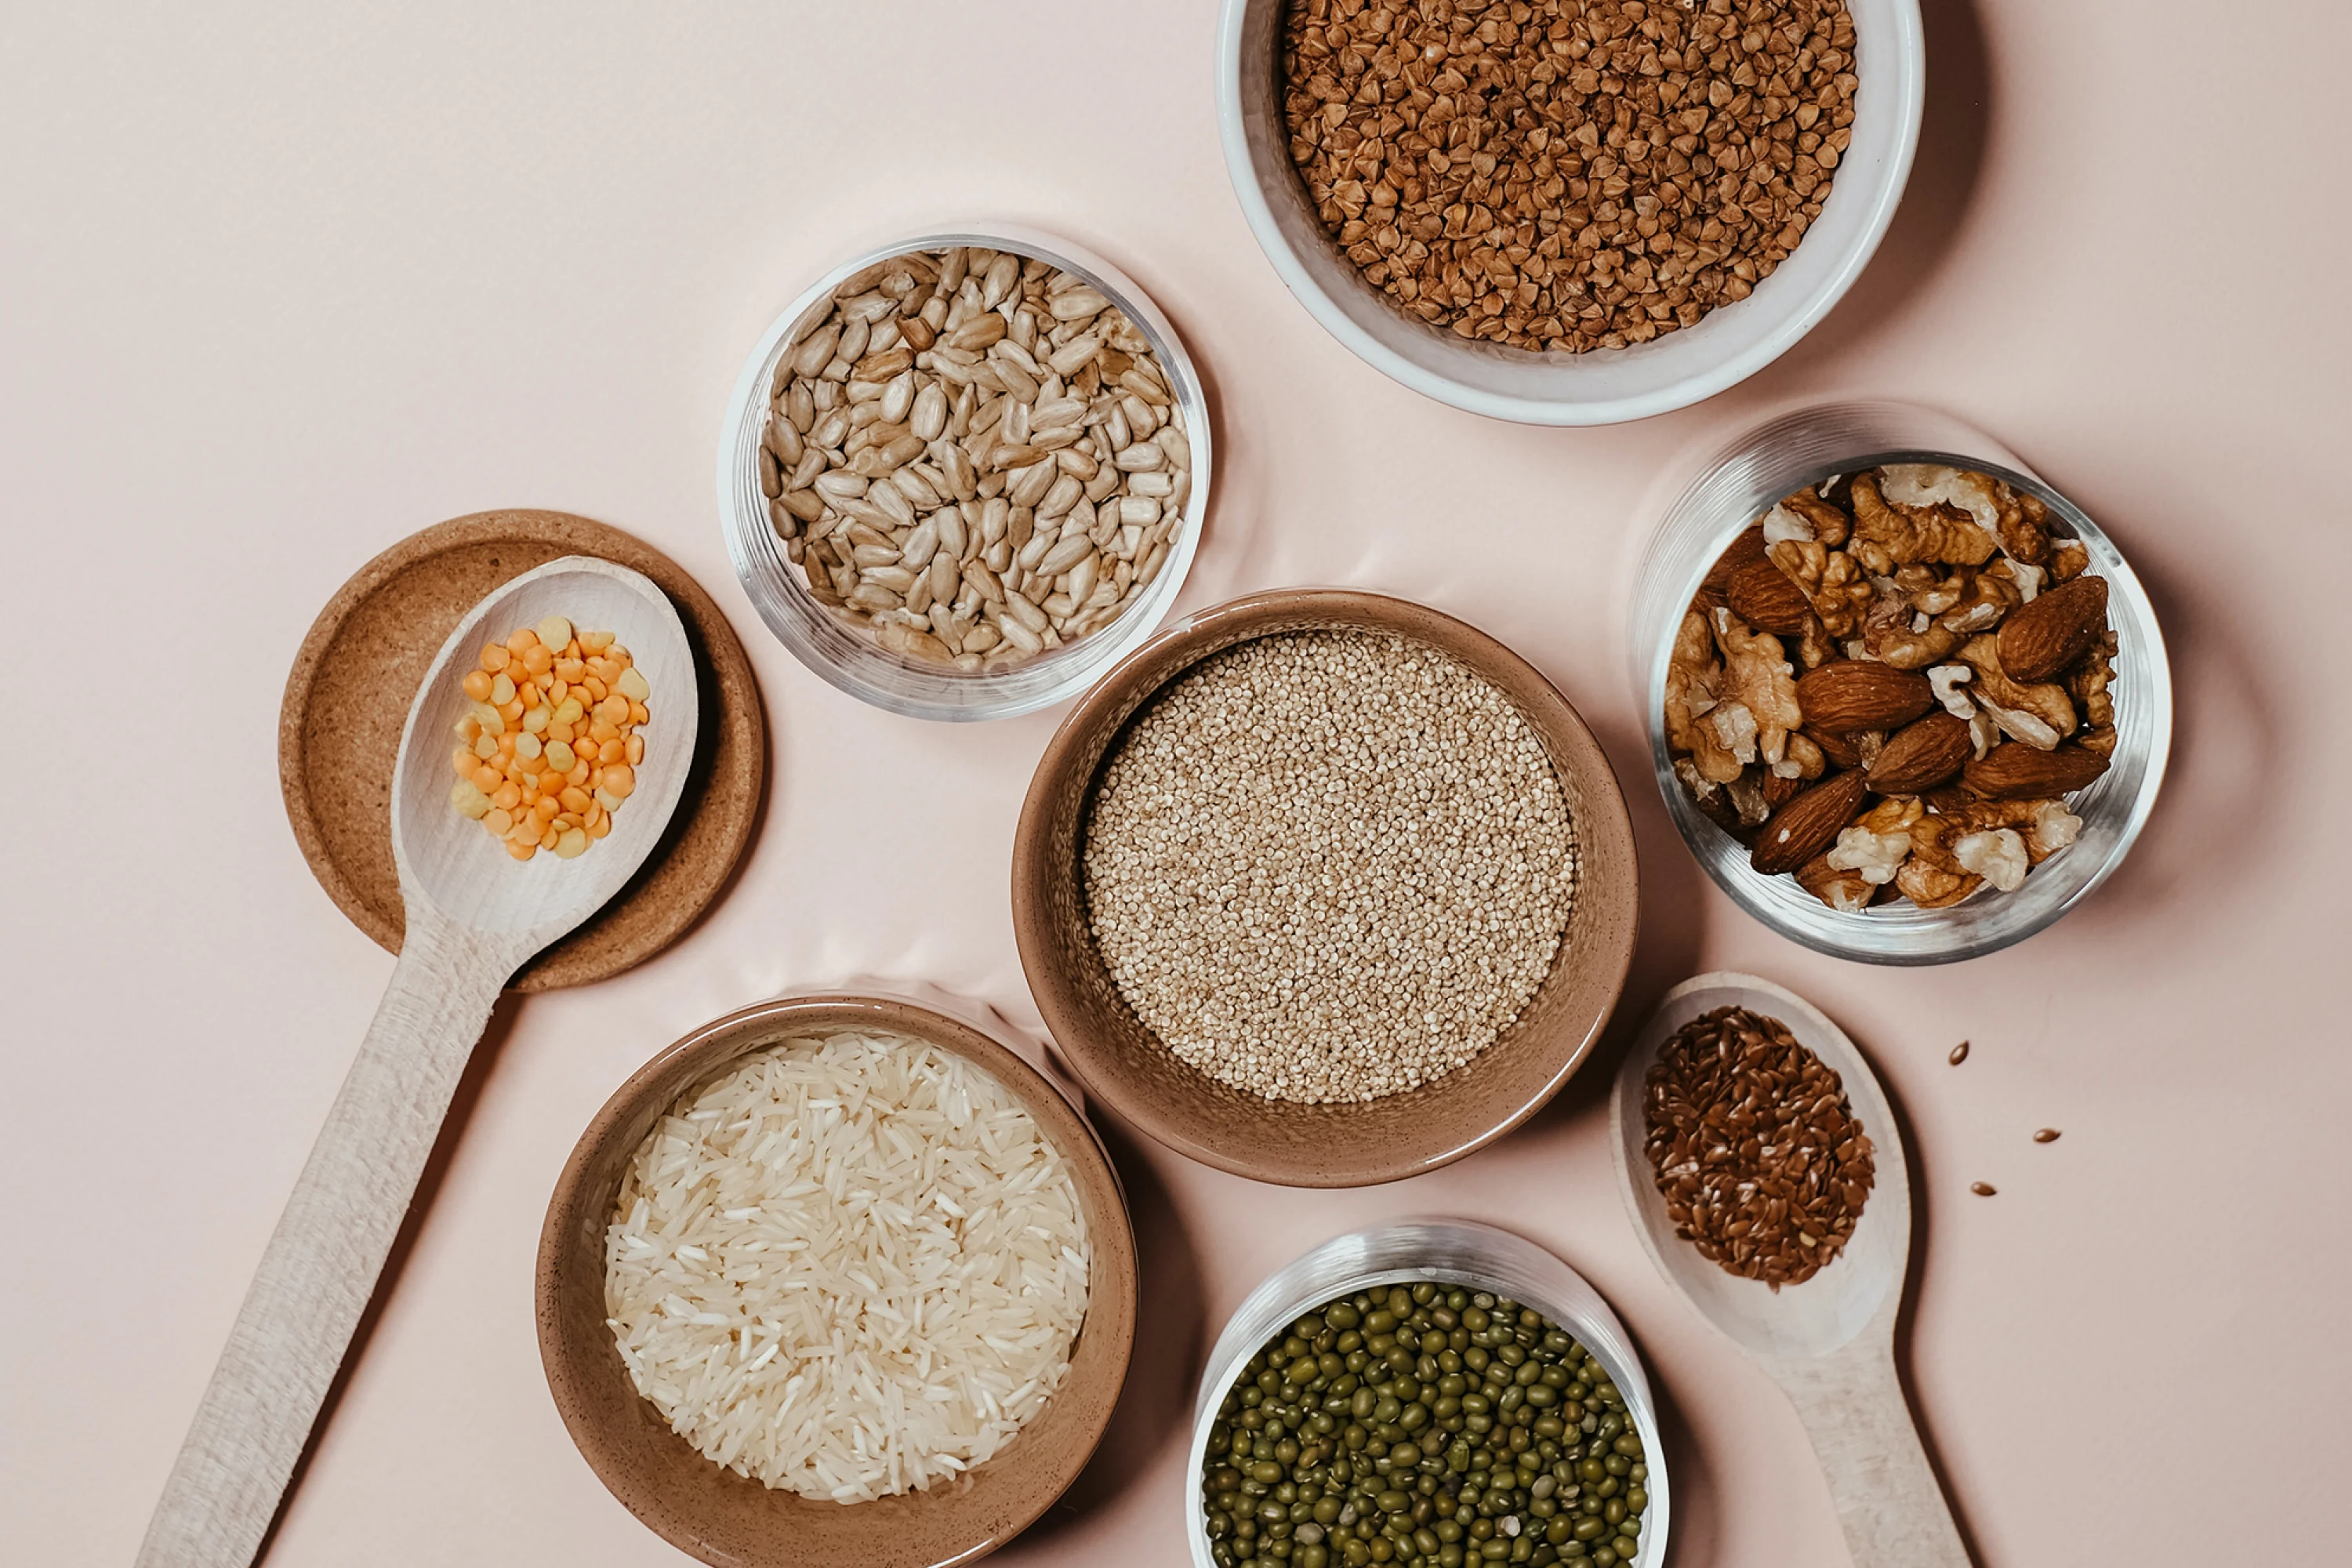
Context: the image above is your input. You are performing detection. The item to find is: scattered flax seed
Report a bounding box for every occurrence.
[1948,1040,1970,1065]
[2034,1127,2060,1144]
[1081,630,1576,1105]
[1642,1004,1873,1290]
[1970,1181,1997,1196]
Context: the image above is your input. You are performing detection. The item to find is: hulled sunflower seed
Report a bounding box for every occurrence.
[762,245,1195,670]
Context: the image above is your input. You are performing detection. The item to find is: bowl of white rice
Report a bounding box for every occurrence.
[537,992,1138,1568]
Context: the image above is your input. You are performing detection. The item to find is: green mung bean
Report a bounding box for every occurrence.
[1202,1284,1651,1568]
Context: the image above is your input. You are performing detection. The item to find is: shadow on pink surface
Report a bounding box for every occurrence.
[1784,0,1996,370]
[1023,1112,1207,1548]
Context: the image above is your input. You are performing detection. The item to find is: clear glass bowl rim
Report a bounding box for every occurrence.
[1632,400,2175,964]
[1184,1219,1671,1568]
[716,225,1212,722]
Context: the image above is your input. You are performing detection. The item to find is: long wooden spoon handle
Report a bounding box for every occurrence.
[137,913,515,1567]
[1778,1335,1973,1568]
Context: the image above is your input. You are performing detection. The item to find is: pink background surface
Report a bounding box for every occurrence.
[5,2,2348,1563]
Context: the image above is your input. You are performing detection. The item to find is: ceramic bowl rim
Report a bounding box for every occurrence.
[535,991,1139,1568]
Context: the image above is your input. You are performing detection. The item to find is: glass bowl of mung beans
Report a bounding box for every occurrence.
[1189,1221,1668,1568]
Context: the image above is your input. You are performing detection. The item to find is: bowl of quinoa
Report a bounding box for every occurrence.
[1013,589,1639,1186]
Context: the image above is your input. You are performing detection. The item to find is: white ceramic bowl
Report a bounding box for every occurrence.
[717,227,1212,722]
[1188,1221,1669,1568]
[1630,401,2173,964]
[1214,0,1925,426]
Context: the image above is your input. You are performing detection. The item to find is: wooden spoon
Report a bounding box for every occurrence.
[1609,972,1971,1568]
[139,556,699,1567]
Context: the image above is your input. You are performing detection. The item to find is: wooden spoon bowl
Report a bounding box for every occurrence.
[1609,973,1970,1566]
[389,556,699,937]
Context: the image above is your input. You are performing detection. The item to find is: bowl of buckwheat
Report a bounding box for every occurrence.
[1014,588,1641,1186]
[1635,402,2172,964]
[719,228,1211,721]
[1216,0,1924,425]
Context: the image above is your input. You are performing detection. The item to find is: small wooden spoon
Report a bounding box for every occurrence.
[1609,972,1970,1567]
[139,556,698,1568]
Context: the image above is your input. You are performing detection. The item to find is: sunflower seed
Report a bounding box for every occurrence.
[910,382,947,441]
[887,465,942,510]
[790,324,840,378]
[761,247,1195,670]
[763,412,804,465]
[1038,535,1094,576]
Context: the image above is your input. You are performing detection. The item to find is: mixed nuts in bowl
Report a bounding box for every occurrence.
[1634,403,2172,964]
[719,228,1210,721]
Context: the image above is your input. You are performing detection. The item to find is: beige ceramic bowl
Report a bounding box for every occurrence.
[1013,590,1640,1187]
[536,993,1138,1568]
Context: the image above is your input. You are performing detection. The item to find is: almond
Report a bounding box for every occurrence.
[1802,724,1864,771]
[1751,770,1872,876]
[1919,783,1969,816]
[1962,743,2111,800]
[1996,573,2108,682]
[1726,561,1816,634]
[1759,768,1808,813]
[1795,662,1934,733]
[1865,711,1973,793]
[1701,524,1771,593]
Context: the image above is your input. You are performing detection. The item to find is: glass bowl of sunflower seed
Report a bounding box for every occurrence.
[719,227,1212,721]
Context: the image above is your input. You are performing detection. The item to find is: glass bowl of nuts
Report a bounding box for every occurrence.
[718,228,1210,720]
[1633,402,2172,964]
[1187,1220,1670,1568]
[1215,0,1924,425]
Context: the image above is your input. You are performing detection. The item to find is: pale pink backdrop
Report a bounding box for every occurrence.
[4,2,2347,1563]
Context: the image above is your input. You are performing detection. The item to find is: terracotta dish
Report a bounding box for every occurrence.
[537,994,1138,1568]
[279,510,765,989]
[1013,589,1639,1187]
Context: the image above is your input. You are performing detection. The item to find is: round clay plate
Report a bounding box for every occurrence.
[281,510,765,991]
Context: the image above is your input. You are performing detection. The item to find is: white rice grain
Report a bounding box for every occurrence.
[604,1029,1091,1502]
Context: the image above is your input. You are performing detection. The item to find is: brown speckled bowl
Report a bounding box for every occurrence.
[1013,590,1640,1188]
[536,994,1138,1568]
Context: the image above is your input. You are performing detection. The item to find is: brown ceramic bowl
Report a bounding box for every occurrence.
[536,993,1138,1568]
[1012,589,1640,1187]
